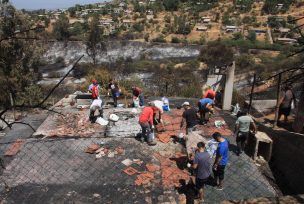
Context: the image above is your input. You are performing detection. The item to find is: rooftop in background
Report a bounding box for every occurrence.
[10,0,108,10]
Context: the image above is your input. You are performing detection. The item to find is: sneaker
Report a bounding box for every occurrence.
[216,185,223,190]
[148,140,157,146]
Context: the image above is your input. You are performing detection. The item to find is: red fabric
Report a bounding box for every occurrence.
[91,85,99,99]
[139,107,154,124]
[203,89,216,99]
[133,87,142,96]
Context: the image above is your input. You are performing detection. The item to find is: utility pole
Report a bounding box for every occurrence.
[9,93,16,121]
[274,73,282,128]
[248,74,256,114]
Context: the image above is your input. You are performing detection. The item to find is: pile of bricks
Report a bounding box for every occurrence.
[43,111,103,137]
[156,110,185,143]
[4,139,25,156]
[125,152,190,189]
[154,152,190,189]
[196,116,233,137]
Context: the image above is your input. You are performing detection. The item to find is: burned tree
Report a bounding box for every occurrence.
[86,15,106,65]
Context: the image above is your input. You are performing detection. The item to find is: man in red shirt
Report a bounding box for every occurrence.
[139,103,157,145]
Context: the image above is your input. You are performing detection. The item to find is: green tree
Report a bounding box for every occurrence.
[53,14,70,41]
[0,2,44,107]
[199,41,234,68]
[163,0,179,11]
[68,7,77,18]
[247,30,256,42]
[86,15,106,65]
[233,32,243,40]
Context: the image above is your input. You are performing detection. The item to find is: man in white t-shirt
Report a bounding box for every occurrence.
[89,98,103,123]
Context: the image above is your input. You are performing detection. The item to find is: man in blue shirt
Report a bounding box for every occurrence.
[198,98,214,125]
[212,132,229,190]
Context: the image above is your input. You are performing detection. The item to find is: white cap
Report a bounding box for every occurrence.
[182,101,190,106]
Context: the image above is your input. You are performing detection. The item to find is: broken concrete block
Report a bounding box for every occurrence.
[121,159,133,166]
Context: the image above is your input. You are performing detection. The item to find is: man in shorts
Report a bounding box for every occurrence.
[192,142,212,202]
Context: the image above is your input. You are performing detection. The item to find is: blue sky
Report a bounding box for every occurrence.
[10,0,107,10]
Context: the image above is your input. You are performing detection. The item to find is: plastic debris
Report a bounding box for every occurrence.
[109,114,119,122]
[96,117,109,126]
[214,120,226,128]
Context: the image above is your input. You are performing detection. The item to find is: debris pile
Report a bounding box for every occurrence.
[156,110,185,143]
[85,143,125,158]
[4,139,25,156]
[122,151,190,189]
[106,110,141,138]
[34,111,105,137]
[196,116,233,137]
[154,152,190,189]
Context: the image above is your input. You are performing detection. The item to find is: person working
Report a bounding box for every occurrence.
[108,79,120,108]
[138,103,157,145]
[88,79,100,100]
[89,98,103,123]
[132,86,144,107]
[161,95,170,111]
[235,111,257,156]
[180,102,198,135]
[150,100,164,126]
[198,98,214,125]
[278,84,296,124]
[192,142,212,202]
[212,132,229,190]
[202,85,216,100]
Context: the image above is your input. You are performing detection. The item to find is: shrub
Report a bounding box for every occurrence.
[171,37,181,43]
[152,35,166,43]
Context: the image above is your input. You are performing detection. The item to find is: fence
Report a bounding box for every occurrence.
[0,108,283,204]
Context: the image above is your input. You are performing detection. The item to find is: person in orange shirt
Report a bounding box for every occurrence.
[139,103,157,145]
[202,85,216,100]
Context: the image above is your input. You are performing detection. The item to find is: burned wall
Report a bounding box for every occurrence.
[258,125,304,195]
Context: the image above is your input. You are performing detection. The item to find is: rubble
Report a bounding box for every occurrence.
[123,167,139,176]
[85,144,100,154]
[34,111,106,137]
[4,139,25,156]
[135,172,154,186]
[121,159,133,166]
[146,164,161,172]
[106,109,142,138]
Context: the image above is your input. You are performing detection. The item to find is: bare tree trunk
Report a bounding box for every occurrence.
[293,83,304,133]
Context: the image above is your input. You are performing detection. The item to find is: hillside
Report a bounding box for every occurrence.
[26,0,304,45]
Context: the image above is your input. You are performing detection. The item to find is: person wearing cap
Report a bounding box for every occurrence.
[198,98,214,125]
[150,100,164,125]
[180,102,199,135]
[88,79,101,100]
[139,102,157,145]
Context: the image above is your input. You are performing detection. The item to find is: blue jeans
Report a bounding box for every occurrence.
[138,93,144,106]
